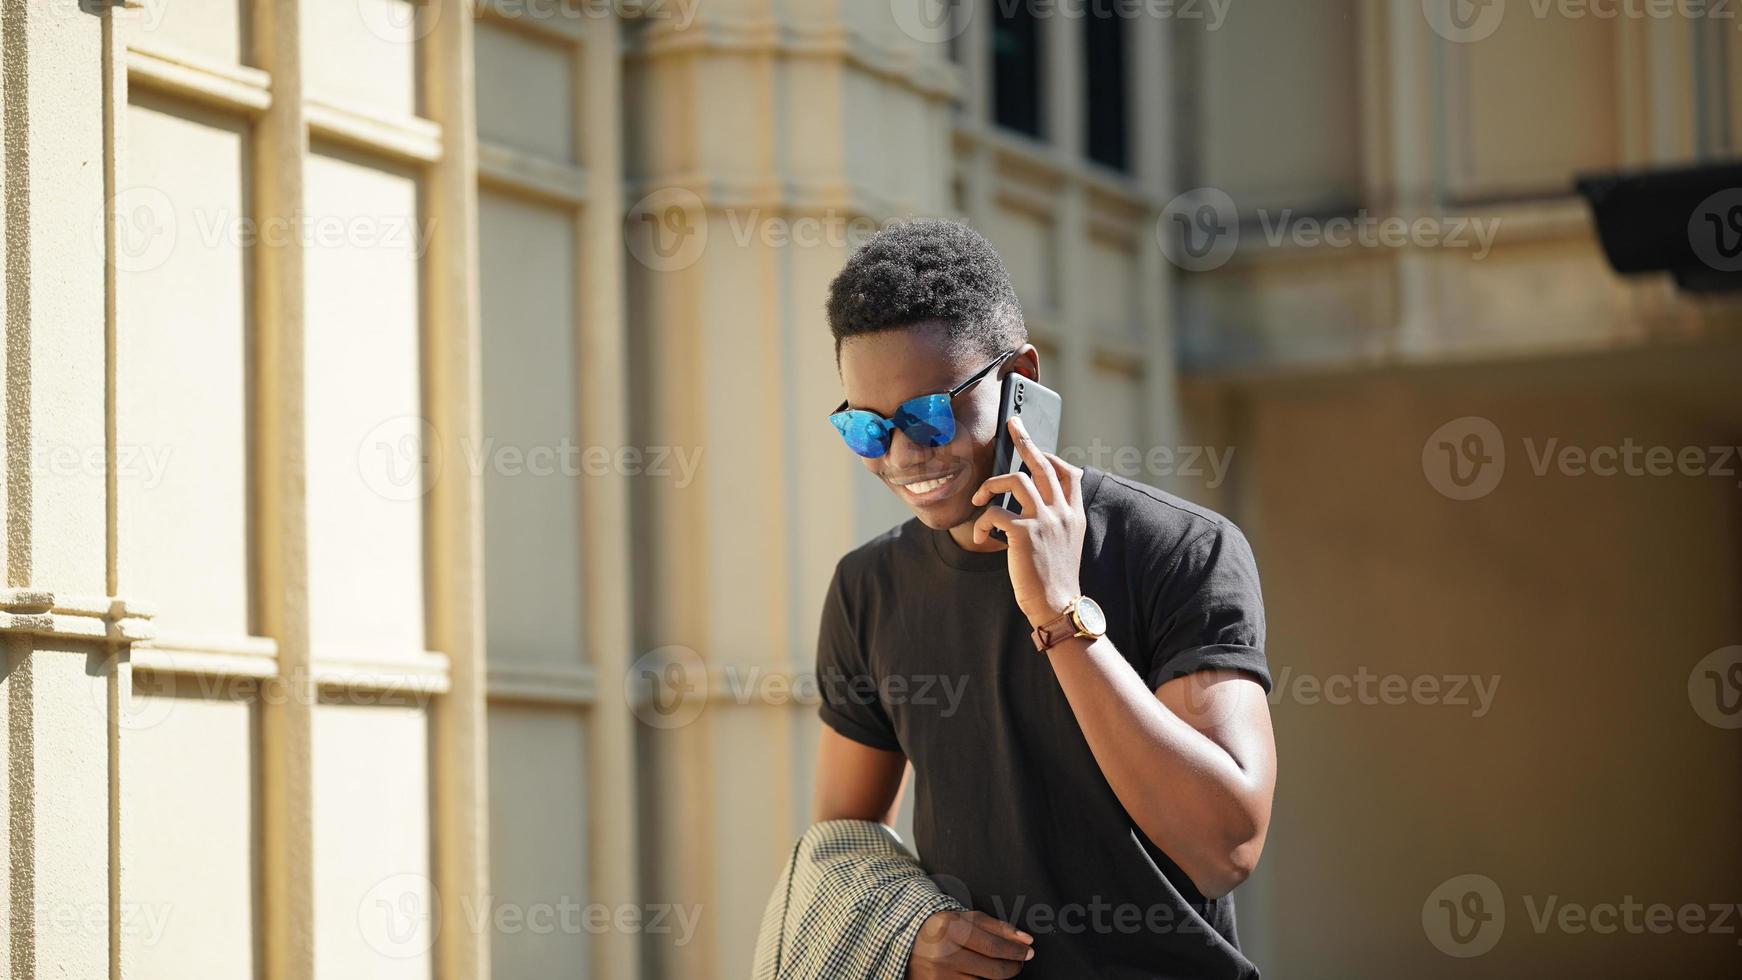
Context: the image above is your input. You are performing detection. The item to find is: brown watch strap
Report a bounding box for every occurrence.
[1031,605,1079,653]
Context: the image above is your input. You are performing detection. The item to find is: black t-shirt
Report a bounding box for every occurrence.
[816,467,1271,980]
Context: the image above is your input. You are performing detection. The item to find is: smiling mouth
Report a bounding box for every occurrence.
[894,470,959,500]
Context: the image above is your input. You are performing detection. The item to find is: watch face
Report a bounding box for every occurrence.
[1074,596,1108,636]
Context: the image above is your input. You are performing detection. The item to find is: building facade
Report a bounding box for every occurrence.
[2,1,1739,978]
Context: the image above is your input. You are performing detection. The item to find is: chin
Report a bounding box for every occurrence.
[909,498,975,531]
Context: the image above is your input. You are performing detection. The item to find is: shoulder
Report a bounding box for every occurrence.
[1086,467,1248,561]
[832,519,925,590]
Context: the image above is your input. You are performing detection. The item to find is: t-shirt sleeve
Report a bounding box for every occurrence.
[814,561,903,753]
[1145,522,1272,694]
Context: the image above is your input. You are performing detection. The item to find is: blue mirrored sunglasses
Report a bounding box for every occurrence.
[828,349,1016,459]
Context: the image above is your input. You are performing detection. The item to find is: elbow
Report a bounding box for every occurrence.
[1194,840,1262,900]
[1170,813,1265,900]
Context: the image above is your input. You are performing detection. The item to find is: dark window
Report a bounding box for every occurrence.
[1084,10,1129,170]
[992,4,1044,138]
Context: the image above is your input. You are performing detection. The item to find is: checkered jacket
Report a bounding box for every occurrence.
[751,819,968,980]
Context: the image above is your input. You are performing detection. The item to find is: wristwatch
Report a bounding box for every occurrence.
[1030,595,1108,653]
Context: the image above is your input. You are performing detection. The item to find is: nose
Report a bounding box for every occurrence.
[884,425,933,471]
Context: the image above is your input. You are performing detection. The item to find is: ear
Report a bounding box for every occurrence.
[1006,343,1041,382]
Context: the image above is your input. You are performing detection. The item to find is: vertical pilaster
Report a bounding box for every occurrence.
[575,11,642,979]
[1,3,121,979]
[1132,10,1184,496]
[424,2,491,977]
[250,0,313,977]
[1045,8,1091,428]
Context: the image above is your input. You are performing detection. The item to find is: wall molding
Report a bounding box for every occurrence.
[0,589,155,643]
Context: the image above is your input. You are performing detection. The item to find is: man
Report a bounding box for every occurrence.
[812,220,1276,979]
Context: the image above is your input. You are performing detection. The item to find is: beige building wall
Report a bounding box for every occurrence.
[4,2,1739,979]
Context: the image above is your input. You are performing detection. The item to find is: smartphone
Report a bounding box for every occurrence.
[988,373,1062,540]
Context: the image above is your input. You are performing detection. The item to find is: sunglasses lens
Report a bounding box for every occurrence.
[831,411,892,458]
[893,394,956,448]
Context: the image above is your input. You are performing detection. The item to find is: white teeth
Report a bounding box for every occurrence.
[902,475,951,495]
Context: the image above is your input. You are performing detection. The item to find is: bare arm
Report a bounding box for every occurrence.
[1045,653,1276,899]
[812,725,909,825]
[971,418,1276,900]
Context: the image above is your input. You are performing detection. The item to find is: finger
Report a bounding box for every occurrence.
[942,945,1027,978]
[973,472,1041,515]
[959,916,1034,960]
[1008,416,1061,504]
[1045,452,1084,505]
[972,505,1023,546]
[966,910,1034,945]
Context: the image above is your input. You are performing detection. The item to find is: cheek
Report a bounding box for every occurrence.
[950,412,997,473]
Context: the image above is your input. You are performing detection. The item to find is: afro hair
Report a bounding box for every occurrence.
[825,219,1026,361]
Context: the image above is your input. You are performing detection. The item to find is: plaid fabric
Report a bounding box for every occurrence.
[752,819,968,980]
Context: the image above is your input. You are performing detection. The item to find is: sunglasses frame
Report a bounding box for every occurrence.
[828,348,1017,459]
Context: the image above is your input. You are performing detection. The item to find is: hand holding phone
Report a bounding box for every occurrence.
[987,373,1062,541]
